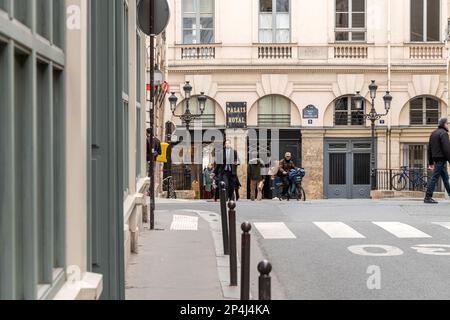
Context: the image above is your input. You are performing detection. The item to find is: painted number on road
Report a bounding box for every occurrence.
[348,245,404,257]
[349,244,450,256]
[410,244,450,256]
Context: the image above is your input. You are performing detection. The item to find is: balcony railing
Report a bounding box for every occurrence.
[258,44,293,59]
[409,44,444,59]
[181,45,216,60]
[333,44,368,59]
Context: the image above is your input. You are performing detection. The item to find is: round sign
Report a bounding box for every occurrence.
[137,0,170,36]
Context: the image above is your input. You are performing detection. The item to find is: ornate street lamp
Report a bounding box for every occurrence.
[169,81,207,130]
[354,80,393,191]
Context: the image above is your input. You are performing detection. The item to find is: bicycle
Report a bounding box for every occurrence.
[162,176,177,199]
[391,166,429,192]
[274,168,307,202]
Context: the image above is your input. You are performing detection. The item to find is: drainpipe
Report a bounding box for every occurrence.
[387,0,392,170]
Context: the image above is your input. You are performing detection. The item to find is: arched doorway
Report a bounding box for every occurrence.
[324,95,372,199]
[247,95,302,199]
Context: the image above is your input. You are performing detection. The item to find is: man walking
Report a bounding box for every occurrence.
[212,140,239,201]
[424,117,450,204]
[248,158,264,201]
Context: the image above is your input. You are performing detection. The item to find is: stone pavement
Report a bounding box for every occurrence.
[125,209,223,300]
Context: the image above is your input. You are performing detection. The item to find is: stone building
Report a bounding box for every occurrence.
[1,0,149,300]
[164,0,450,200]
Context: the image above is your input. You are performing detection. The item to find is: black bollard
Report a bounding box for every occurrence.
[228,201,238,286]
[219,181,230,255]
[240,222,251,300]
[258,260,272,300]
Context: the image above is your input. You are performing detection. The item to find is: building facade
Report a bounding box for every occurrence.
[0,0,149,300]
[164,0,450,200]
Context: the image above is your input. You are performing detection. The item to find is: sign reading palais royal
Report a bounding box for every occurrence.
[226,102,247,129]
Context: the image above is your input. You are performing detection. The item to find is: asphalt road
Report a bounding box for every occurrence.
[156,198,450,300]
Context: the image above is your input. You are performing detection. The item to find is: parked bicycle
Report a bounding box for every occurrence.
[391,166,429,192]
[162,176,177,199]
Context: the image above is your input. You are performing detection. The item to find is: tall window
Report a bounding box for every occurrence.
[335,0,366,42]
[411,0,440,42]
[410,96,440,125]
[183,0,214,44]
[259,0,291,43]
[334,96,365,126]
[258,95,291,127]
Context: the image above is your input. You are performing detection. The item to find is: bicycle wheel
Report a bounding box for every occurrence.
[297,186,306,202]
[391,174,407,191]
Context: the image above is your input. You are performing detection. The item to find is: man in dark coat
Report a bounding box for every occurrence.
[146,128,162,163]
[212,140,239,201]
[424,117,450,204]
[146,128,162,178]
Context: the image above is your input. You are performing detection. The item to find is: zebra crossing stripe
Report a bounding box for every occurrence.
[253,222,297,239]
[170,215,198,231]
[313,222,366,239]
[373,222,431,238]
[432,222,450,230]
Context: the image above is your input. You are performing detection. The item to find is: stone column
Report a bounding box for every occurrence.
[226,129,248,200]
[301,130,325,200]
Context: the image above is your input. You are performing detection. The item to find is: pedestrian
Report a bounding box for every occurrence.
[212,139,239,201]
[248,158,264,201]
[278,152,297,198]
[233,175,241,201]
[424,117,450,204]
[268,160,280,200]
[146,128,162,196]
[203,163,214,199]
[146,128,162,171]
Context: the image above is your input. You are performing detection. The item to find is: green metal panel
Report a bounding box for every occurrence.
[88,0,125,300]
[0,0,65,300]
[36,60,54,284]
[0,14,65,66]
[0,40,16,300]
[53,68,66,269]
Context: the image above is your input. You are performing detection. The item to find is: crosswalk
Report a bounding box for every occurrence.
[253,221,450,240]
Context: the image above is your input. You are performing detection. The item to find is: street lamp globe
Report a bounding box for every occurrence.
[369,80,378,100]
[183,81,193,99]
[198,92,207,113]
[354,91,364,110]
[383,91,393,111]
[169,92,178,112]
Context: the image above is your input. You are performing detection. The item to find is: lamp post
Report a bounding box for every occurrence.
[169,82,207,131]
[354,80,393,191]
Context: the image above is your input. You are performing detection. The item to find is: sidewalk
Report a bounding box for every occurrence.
[125,209,223,300]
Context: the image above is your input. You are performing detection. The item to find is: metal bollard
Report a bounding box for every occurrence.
[258,260,272,300]
[219,181,230,255]
[240,222,251,300]
[228,201,238,286]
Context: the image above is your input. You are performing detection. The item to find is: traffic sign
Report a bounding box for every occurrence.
[137,0,170,36]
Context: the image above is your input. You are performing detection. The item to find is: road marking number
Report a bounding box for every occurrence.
[349,244,450,256]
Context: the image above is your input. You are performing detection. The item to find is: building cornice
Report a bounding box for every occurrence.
[167,64,447,74]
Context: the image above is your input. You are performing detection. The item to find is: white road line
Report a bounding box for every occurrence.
[170,215,198,231]
[313,222,366,239]
[432,222,450,230]
[373,222,431,238]
[253,222,297,239]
